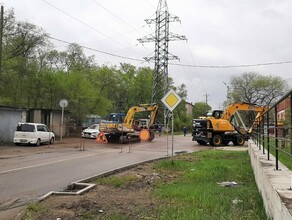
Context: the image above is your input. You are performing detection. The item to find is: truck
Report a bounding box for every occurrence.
[98,103,159,143]
[192,102,268,146]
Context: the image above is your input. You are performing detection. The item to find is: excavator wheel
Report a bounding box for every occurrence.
[233,136,245,146]
[211,134,222,146]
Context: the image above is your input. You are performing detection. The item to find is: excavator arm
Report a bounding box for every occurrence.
[123,103,159,129]
[221,102,268,121]
[220,102,268,134]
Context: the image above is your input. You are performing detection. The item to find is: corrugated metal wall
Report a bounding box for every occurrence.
[0,108,26,143]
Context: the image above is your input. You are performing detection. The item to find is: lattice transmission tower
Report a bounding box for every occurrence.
[138,0,186,124]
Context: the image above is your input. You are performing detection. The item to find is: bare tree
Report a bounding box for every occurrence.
[230,72,287,106]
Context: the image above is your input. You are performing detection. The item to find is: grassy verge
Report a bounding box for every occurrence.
[152,150,267,220]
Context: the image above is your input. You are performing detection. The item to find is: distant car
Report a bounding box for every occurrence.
[13,123,55,146]
[82,124,100,139]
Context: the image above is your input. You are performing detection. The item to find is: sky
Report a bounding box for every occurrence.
[2,0,292,109]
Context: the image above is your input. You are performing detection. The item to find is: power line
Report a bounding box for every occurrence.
[42,31,292,69]
[170,60,292,68]
[50,34,292,68]
[91,0,145,36]
[41,0,134,50]
[48,36,145,62]
[41,0,106,38]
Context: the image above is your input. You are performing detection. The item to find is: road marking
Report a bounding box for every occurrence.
[0,150,117,175]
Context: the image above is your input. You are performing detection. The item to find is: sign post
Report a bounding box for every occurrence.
[161,89,182,161]
[59,99,68,142]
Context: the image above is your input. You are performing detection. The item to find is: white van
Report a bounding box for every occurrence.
[13,123,55,146]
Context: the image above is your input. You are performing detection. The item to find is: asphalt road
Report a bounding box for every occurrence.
[0,135,210,215]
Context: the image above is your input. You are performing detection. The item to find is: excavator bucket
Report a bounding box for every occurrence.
[96,132,108,144]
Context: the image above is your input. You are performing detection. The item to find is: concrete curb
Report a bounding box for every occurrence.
[38,183,96,201]
[248,140,292,220]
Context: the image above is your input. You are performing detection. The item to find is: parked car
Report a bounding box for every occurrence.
[82,124,100,139]
[13,123,55,146]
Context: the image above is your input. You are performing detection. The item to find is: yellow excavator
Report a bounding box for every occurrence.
[98,103,159,143]
[192,102,268,146]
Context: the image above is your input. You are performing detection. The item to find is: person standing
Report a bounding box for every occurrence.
[182,126,187,136]
[158,125,162,136]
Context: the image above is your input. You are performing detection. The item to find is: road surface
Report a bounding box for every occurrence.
[0,135,210,217]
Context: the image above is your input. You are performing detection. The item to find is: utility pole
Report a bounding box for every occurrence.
[0,5,3,79]
[203,93,210,113]
[223,81,231,106]
[138,0,186,124]
[204,93,210,105]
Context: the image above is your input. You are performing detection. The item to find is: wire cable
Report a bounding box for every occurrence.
[170,60,292,68]
[91,0,146,36]
[46,33,292,68]
[49,35,145,62]
[50,34,292,68]
[41,0,106,38]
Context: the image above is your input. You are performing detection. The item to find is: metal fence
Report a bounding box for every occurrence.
[252,89,292,170]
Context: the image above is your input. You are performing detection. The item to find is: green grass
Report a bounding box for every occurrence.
[259,138,292,170]
[152,150,267,220]
[22,202,48,220]
[97,174,138,187]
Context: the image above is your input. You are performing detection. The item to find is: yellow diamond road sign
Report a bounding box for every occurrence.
[161,89,182,112]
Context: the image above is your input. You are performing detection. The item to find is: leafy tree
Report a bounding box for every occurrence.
[1,9,49,107]
[230,72,287,106]
[65,43,95,72]
[173,84,191,132]
[192,102,212,119]
[175,83,188,99]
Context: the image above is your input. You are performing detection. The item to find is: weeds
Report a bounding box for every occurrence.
[22,202,48,220]
[97,174,138,187]
[153,150,267,220]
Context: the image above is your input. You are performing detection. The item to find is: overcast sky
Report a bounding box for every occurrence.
[3,0,292,109]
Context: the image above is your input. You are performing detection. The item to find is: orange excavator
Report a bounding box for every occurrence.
[192,102,268,146]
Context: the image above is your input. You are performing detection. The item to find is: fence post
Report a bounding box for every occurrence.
[262,115,265,154]
[290,93,292,155]
[267,111,270,161]
[275,105,279,170]
[258,121,260,146]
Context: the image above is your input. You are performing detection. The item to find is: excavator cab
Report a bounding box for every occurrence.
[212,110,224,119]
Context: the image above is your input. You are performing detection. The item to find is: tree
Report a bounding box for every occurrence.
[192,102,212,119]
[230,72,287,106]
[0,9,50,107]
[173,84,191,131]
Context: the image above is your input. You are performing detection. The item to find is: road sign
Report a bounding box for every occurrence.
[59,99,68,108]
[96,132,108,143]
[139,129,150,142]
[161,89,182,112]
[59,99,68,142]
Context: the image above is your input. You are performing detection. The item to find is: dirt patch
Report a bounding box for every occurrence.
[0,138,97,158]
[21,162,173,220]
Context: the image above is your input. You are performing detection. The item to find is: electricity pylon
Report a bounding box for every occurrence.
[138,0,186,124]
